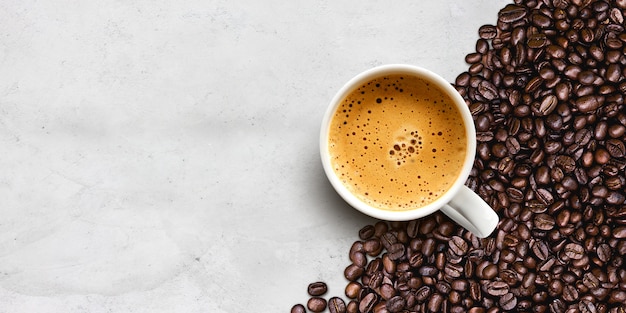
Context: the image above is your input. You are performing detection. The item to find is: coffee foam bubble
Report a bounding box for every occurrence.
[329,75,467,211]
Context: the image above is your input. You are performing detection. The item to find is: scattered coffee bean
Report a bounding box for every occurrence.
[328,297,347,313]
[359,225,376,240]
[291,304,306,313]
[308,282,328,296]
[358,293,376,313]
[307,297,327,313]
[345,281,362,299]
[344,264,363,281]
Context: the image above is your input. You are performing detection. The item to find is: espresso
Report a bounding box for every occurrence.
[328,74,467,211]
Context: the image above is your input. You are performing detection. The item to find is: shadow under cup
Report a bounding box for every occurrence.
[320,64,498,238]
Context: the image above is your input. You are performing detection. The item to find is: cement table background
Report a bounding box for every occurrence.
[0,1,509,311]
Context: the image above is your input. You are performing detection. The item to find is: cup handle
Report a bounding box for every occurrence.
[440,185,499,238]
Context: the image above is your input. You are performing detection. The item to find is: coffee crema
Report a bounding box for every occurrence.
[328,74,467,211]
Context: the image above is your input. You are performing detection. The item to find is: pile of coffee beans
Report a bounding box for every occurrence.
[293,0,626,312]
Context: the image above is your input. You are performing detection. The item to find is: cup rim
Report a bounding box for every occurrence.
[320,64,477,221]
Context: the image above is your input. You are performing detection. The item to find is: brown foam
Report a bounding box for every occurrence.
[328,74,467,211]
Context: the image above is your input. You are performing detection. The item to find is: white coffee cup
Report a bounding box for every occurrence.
[320,64,498,238]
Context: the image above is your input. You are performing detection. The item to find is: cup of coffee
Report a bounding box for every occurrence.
[320,64,498,238]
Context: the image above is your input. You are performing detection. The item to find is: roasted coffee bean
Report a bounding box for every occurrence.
[419,218,437,235]
[380,232,397,250]
[583,272,601,289]
[450,279,468,292]
[344,264,364,281]
[549,298,566,313]
[525,75,543,94]
[575,95,604,113]
[479,24,498,39]
[418,265,438,277]
[555,155,576,172]
[486,281,510,296]
[406,220,419,238]
[435,281,452,295]
[532,240,550,260]
[475,38,490,55]
[614,226,626,239]
[498,4,527,23]
[387,243,405,261]
[385,296,405,313]
[562,284,579,303]
[499,292,517,311]
[533,94,558,116]
[359,293,377,313]
[531,12,552,28]
[380,255,394,275]
[291,304,306,313]
[500,269,520,286]
[415,286,432,302]
[346,301,358,313]
[536,188,555,205]
[378,283,395,301]
[359,225,376,240]
[393,282,410,297]
[544,140,562,155]
[534,213,556,230]
[609,290,626,303]
[578,70,597,85]
[408,252,424,268]
[449,236,469,256]
[345,282,362,299]
[482,263,498,279]
[595,148,611,164]
[421,238,436,256]
[528,33,548,48]
[427,293,444,312]
[597,243,612,262]
[478,80,499,101]
[578,299,597,313]
[538,256,556,272]
[374,221,388,237]
[539,67,556,81]
[308,282,328,296]
[364,239,382,256]
[350,251,367,268]
[435,252,446,270]
[368,271,384,289]
[606,139,626,158]
[328,297,347,313]
[547,44,566,59]
[350,241,364,254]
[438,221,455,237]
[365,258,382,276]
[500,248,517,263]
[307,297,327,313]
[608,124,626,138]
[465,52,482,64]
